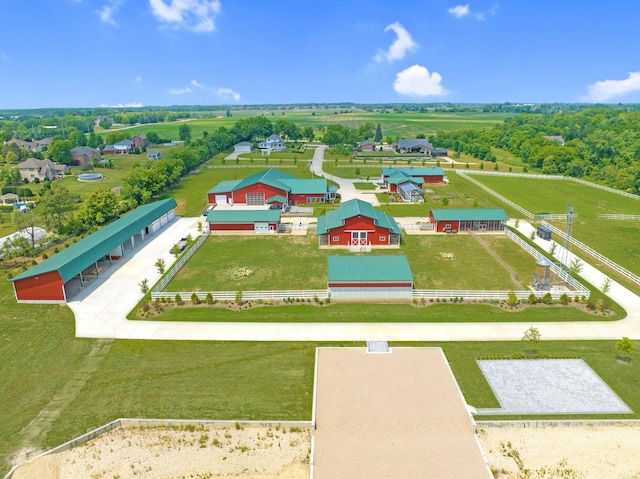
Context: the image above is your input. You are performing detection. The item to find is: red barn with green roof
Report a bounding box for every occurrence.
[207,209,281,233]
[207,168,329,206]
[429,208,509,233]
[9,199,177,303]
[382,166,444,191]
[316,198,401,247]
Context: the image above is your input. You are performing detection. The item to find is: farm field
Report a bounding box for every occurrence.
[167,234,553,292]
[97,109,511,141]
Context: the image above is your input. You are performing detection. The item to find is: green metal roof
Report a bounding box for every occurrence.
[10,198,177,283]
[207,209,281,223]
[386,171,424,186]
[207,169,327,195]
[207,180,241,194]
[316,198,401,235]
[382,166,444,177]
[327,256,413,282]
[265,195,288,204]
[430,208,509,221]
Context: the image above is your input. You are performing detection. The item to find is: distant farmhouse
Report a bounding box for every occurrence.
[6,137,53,153]
[428,208,509,233]
[146,151,162,160]
[131,134,148,149]
[259,134,285,154]
[316,198,401,248]
[71,146,100,166]
[392,139,433,154]
[207,168,332,206]
[103,139,133,155]
[359,141,376,151]
[17,158,68,182]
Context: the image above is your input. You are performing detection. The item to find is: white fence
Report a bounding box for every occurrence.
[504,228,590,296]
[461,170,640,200]
[152,232,209,294]
[208,164,297,169]
[598,214,640,220]
[151,289,329,301]
[456,171,577,220]
[412,289,571,301]
[540,221,640,287]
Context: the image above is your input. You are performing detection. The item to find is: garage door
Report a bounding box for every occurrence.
[254,222,269,233]
[246,193,265,206]
[215,195,227,205]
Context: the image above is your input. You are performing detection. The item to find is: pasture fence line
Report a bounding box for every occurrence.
[540,221,640,286]
[504,228,590,296]
[598,214,640,220]
[411,289,569,301]
[456,171,535,219]
[461,170,640,200]
[456,171,577,220]
[208,164,298,169]
[151,289,329,302]
[152,232,210,294]
[470,233,524,290]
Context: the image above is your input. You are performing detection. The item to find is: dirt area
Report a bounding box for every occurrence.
[478,424,640,479]
[13,425,310,479]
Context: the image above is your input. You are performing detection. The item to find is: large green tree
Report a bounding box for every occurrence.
[178,124,192,142]
[76,188,119,226]
[48,138,73,165]
[374,123,383,143]
[39,183,75,233]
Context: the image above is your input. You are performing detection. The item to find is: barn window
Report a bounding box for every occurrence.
[445,224,451,229]
[332,236,339,242]
[379,236,386,242]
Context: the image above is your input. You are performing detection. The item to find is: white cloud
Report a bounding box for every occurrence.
[169,86,192,95]
[584,72,640,102]
[101,102,143,108]
[97,0,123,26]
[191,79,205,88]
[448,4,470,18]
[394,64,448,97]
[373,22,417,63]
[216,87,240,102]
[149,0,221,33]
[448,3,498,21]
[134,76,142,83]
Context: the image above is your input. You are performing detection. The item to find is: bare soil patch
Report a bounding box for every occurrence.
[13,425,310,479]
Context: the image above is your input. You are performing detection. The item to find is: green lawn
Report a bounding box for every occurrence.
[353,182,377,190]
[165,234,564,292]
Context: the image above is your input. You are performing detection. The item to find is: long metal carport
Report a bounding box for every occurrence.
[10,198,177,303]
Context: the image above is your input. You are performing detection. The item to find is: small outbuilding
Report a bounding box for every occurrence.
[536,225,552,241]
[233,141,253,153]
[207,209,281,233]
[327,255,414,299]
[382,167,444,191]
[429,208,509,233]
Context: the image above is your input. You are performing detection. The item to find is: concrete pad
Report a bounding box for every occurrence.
[477,359,632,415]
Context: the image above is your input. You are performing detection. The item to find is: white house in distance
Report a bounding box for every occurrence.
[259,134,285,154]
[233,141,253,154]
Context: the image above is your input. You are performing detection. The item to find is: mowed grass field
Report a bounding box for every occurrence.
[97,109,511,140]
[472,175,640,275]
[167,234,545,292]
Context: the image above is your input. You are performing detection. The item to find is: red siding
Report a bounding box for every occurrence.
[326,215,394,246]
[208,192,232,204]
[14,271,65,302]
[433,219,461,233]
[232,183,287,204]
[209,222,279,231]
[289,193,324,205]
[328,282,413,288]
[421,175,443,184]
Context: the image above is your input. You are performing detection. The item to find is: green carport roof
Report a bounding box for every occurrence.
[430,208,509,221]
[10,198,177,283]
[266,195,288,204]
[327,256,413,282]
[316,198,401,235]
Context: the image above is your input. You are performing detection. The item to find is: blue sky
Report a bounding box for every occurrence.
[2,0,640,108]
